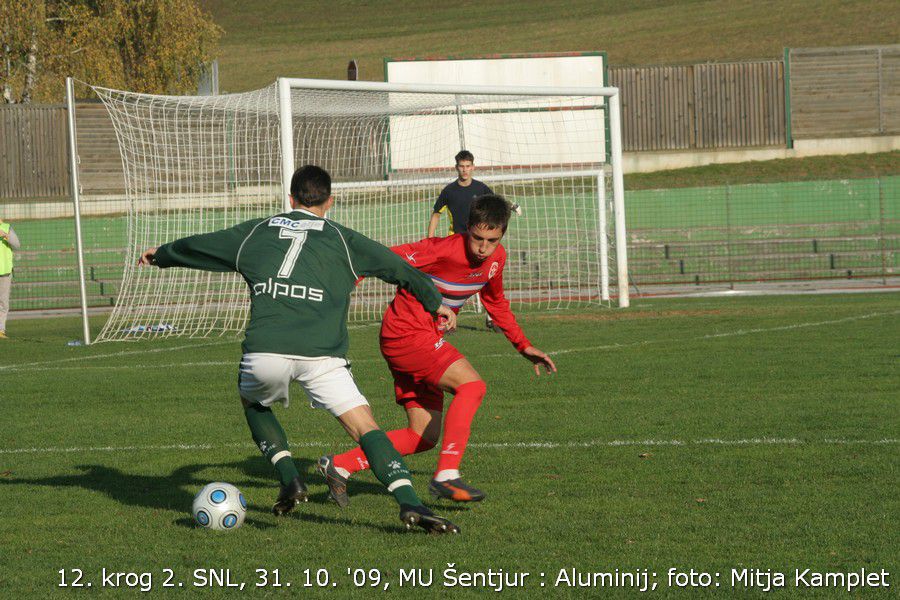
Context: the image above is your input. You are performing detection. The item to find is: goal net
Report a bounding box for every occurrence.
[82,78,628,342]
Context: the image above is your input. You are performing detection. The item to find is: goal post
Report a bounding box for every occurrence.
[78,78,629,343]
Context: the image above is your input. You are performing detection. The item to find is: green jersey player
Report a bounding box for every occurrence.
[139,165,459,534]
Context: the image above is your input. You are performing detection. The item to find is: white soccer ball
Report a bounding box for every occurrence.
[192,482,247,530]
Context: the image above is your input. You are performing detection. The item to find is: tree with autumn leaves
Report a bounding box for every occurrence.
[1,0,221,103]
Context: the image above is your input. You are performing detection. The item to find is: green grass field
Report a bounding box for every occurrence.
[1,294,897,597]
[199,0,899,92]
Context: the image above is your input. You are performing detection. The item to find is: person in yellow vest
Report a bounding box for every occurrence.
[0,218,21,338]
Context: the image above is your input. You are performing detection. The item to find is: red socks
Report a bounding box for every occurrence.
[333,427,435,474]
[332,380,487,476]
[435,380,487,474]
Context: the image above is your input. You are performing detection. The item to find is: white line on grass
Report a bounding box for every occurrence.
[0,339,236,372]
[544,310,900,357]
[1,438,896,455]
[19,361,237,372]
[3,310,897,375]
[0,324,379,373]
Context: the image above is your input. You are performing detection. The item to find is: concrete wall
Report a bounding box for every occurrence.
[623,135,900,174]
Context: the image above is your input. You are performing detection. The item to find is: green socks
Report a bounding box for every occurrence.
[359,429,421,507]
[243,408,421,506]
[244,403,299,486]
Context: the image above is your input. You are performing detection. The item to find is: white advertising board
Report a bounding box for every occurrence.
[385,54,607,171]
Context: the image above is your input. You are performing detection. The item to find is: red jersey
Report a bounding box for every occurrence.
[380,234,531,352]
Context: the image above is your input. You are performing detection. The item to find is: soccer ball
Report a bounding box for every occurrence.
[192,482,247,530]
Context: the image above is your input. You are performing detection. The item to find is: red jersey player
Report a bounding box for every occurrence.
[318,195,556,505]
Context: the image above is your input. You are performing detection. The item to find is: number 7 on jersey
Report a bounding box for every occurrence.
[277,229,308,277]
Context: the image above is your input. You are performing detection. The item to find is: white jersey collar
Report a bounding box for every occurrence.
[293,208,326,219]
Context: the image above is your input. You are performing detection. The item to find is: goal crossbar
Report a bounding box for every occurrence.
[278,77,620,97]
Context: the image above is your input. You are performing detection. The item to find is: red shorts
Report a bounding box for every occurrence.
[379,331,464,412]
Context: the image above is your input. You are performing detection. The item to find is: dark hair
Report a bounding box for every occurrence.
[290,165,331,207]
[467,194,511,233]
[455,150,474,164]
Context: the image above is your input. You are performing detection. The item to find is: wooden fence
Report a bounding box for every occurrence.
[0,104,70,200]
[2,47,898,201]
[610,61,786,151]
[789,45,900,138]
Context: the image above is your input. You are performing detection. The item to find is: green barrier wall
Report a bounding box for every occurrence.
[4,176,898,312]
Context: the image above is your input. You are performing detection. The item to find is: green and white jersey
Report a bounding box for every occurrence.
[153,208,442,357]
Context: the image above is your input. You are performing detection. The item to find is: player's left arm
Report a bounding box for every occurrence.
[352,236,440,282]
[1,226,21,251]
[347,231,443,311]
[480,257,556,376]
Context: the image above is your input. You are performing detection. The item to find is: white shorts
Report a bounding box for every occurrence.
[238,353,369,417]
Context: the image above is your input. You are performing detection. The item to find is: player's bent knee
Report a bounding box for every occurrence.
[439,358,482,391]
[458,379,487,399]
[337,404,379,440]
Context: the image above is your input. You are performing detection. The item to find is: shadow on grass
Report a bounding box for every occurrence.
[0,457,279,528]
[0,455,441,533]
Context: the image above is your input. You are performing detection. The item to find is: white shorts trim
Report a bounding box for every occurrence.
[238,353,369,417]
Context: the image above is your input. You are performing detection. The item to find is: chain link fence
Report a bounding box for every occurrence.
[627,177,898,290]
[5,175,897,313]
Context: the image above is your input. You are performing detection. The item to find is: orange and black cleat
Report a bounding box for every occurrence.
[429,477,486,502]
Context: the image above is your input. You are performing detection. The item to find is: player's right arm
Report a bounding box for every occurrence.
[138,218,264,272]
[428,192,448,237]
[427,212,442,238]
[389,236,443,270]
